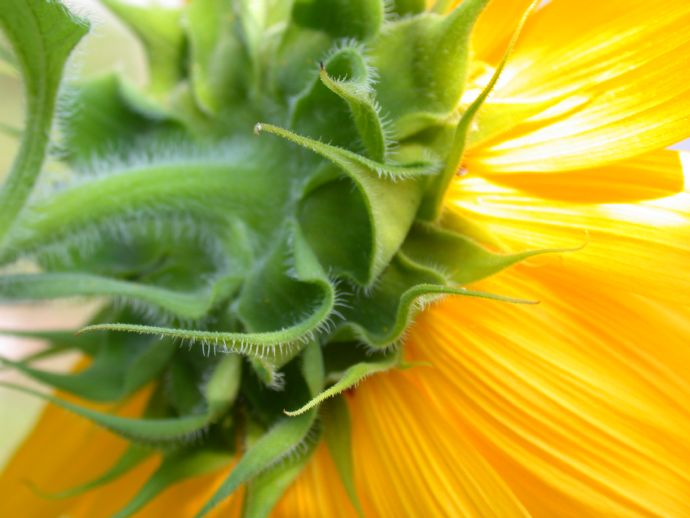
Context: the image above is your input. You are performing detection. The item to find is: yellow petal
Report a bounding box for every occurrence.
[274,443,360,517]
[445,154,690,303]
[399,266,690,516]
[471,0,535,63]
[466,0,690,172]
[346,369,530,516]
[0,378,243,517]
[478,149,685,203]
[0,383,155,517]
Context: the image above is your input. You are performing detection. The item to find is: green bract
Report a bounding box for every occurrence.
[0,0,543,515]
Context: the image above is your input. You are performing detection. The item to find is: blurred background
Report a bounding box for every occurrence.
[1,0,689,470]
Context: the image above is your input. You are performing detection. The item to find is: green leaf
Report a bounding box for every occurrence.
[370,0,489,137]
[285,350,398,416]
[322,396,364,517]
[113,449,233,518]
[195,411,317,517]
[0,0,89,242]
[100,0,184,95]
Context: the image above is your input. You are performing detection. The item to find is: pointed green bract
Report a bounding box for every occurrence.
[196,411,317,517]
[285,350,398,416]
[114,449,233,518]
[322,396,364,517]
[28,445,152,500]
[241,441,317,518]
[0,272,236,320]
[371,0,489,137]
[0,334,172,401]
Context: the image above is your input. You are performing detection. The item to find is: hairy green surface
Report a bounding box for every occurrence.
[0,0,542,514]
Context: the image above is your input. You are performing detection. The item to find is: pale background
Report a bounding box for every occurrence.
[1,0,689,469]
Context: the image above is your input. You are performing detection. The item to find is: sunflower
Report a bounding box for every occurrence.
[1,0,690,516]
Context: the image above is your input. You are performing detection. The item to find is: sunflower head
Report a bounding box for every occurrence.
[0,0,562,515]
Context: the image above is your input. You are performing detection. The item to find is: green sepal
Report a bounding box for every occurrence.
[0,139,287,261]
[402,222,563,285]
[420,0,537,219]
[0,328,100,359]
[184,0,249,114]
[0,332,173,402]
[298,173,374,284]
[57,74,181,167]
[301,339,325,398]
[241,426,320,518]
[0,272,238,321]
[256,123,434,284]
[370,0,489,138]
[291,0,384,40]
[235,225,334,342]
[27,444,152,500]
[290,43,389,160]
[336,253,536,348]
[256,122,438,180]
[113,448,234,518]
[82,227,335,359]
[0,381,208,445]
[195,409,317,517]
[0,0,89,242]
[0,353,240,445]
[318,55,389,162]
[322,396,364,517]
[285,349,398,416]
[100,0,184,96]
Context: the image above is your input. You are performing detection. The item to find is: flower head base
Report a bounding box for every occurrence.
[2,0,690,516]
